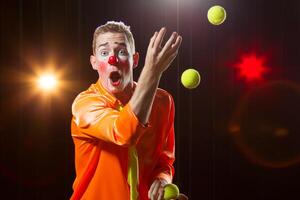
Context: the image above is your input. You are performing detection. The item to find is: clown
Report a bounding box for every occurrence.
[70,21,186,200]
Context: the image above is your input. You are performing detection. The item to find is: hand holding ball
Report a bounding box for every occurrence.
[163,183,179,200]
[181,69,201,89]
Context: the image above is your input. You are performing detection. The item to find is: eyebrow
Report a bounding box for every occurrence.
[98,42,108,48]
[115,42,127,48]
[97,42,127,49]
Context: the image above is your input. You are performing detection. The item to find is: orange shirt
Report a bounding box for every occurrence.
[70,80,175,200]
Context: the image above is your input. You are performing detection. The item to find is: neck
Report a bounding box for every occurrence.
[114,82,134,105]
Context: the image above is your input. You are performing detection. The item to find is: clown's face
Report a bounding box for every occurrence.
[90,32,138,96]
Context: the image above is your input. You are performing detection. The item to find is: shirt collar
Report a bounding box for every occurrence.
[95,79,120,106]
[94,79,137,107]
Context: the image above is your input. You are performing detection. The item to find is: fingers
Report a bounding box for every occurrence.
[161,32,178,54]
[157,187,165,200]
[171,35,182,51]
[153,27,167,49]
[148,179,166,200]
[149,31,158,49]
[160,32,182,58]
[164,35,182,63]
[149,27,182,54]
[148,180,158,199]
[165,37,182,63]
[145,27,182,74]
[152,181,161,200]
[177,193,189,200]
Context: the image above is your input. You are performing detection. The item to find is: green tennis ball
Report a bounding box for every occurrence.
[181,68,201,89]
[207,5,226,25]
[164,183,179,200]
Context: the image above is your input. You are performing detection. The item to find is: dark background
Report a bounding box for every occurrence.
[1,0,300,199]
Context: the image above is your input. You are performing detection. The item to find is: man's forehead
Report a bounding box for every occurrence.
[96,32,128,46]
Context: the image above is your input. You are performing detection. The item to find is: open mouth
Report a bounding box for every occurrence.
[109,71,122,86]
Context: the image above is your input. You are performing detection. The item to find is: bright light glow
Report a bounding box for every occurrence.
[38,74,57,90]
[236,54,268,82]
[15,59,69,103]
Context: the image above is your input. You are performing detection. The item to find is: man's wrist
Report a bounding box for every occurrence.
[139,68,161,87]
[143,64,163,78]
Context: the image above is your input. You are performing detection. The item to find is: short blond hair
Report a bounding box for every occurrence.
[92,21,135,55]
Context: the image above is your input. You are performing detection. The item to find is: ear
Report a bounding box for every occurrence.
[90,55,98,70]
[133,52,139,69]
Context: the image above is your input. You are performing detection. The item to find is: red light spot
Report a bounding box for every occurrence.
[236,54,268,82]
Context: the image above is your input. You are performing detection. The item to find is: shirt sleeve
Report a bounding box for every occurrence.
[71,91,147,146]
[152,94,175,184]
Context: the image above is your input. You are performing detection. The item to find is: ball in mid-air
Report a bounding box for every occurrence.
[181,68,201,89]
[163,183,179,200]
[207,5,226,25]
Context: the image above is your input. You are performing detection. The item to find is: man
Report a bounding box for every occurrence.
[70,21,184,200]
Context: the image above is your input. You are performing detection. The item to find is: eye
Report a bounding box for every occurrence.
[118,49,128,57]
[100,50,109,57]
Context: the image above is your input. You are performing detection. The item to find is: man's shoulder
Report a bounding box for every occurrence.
[155,87,172,97]
[154,87,174,105]
[78,83,99,95]
[72,83,107,111]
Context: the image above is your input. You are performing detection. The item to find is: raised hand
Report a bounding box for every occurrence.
[144,27,182,75]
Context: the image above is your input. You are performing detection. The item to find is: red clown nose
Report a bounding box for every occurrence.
[108,55,118,65]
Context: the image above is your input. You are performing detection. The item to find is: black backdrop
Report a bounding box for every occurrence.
[1,0,300,199]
